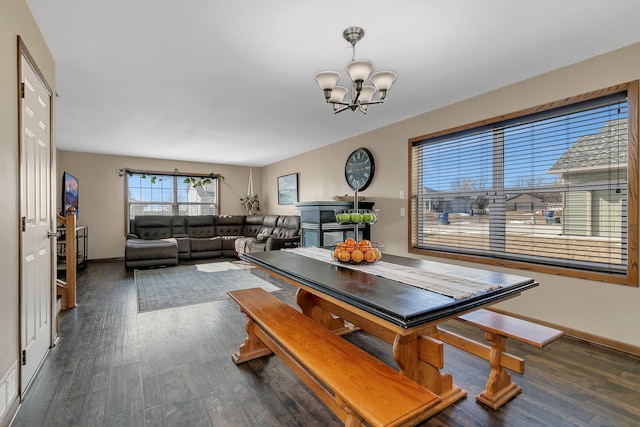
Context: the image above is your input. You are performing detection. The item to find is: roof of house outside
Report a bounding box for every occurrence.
[549,118,628,174]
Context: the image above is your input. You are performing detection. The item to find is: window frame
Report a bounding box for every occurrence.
[124,169,221,232]
[408,81,639,286]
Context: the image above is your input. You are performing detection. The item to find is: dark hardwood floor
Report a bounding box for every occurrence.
[12,259,640,427]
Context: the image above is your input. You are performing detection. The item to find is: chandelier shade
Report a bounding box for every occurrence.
[359,86,376,102]
[314,71,341,91]
[313,27,397,114]
[370,71,398,91]
[329,86,348,103]
[346,60,375,83]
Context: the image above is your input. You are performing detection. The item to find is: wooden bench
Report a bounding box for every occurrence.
[438,309,564,410]
[228,287,441,427]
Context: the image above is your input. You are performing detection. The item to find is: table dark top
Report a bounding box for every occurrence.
[242,251,538,329]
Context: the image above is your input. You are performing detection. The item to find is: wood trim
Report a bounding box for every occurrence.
[625,80,639,285]
[408,81,640,287]
[409,82,634,144]
[408,247,635,285]
[488,307,640,357]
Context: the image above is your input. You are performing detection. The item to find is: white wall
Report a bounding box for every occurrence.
[262,42,640,352]
[56,151,271,260]
[0,1,55,424]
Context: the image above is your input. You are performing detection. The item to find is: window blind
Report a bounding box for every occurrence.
[411,92,629,275]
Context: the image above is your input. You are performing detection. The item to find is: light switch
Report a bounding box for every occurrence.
[400,191,405,199]
[400,207,406,217]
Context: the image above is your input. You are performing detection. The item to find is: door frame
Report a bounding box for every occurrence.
[17,35,56,396]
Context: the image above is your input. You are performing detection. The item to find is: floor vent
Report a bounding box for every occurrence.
[0,361,18,421]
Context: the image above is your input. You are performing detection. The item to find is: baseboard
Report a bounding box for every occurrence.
[0,361,18,427]
[489,307,640,357]
[87,257,124,262]
[0,397,19,427]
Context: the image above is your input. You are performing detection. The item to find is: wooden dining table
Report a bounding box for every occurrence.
[241,249,538,416]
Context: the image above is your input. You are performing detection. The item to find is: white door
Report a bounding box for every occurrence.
[20,53,53,394]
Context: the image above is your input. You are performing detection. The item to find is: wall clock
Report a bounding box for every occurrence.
[345,147,375,191]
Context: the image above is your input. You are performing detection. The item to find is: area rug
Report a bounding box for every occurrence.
[135,262,280,312]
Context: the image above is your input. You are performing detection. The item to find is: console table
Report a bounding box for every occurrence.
[295,201,374,247]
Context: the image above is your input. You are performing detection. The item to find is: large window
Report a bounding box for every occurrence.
[126,170,220,225]
[410,82,638,285]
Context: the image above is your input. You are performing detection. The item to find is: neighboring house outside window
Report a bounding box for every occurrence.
[409,82,638,285]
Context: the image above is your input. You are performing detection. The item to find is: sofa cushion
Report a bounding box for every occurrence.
[174,236,191,258]
[216,215,245,236]
[270,216,286,237]
[190,236,222,253]
[245,215,301,254]
[276,216,301,238]
[132,216,172,240]
[172,216,187,235]
[125,238,178,264]
[254,215,279,239]
[241,215,265,238]
[185,215,216,238]
[247,240,267,252]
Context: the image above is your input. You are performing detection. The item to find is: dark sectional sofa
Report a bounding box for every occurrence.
[125,214,300,270]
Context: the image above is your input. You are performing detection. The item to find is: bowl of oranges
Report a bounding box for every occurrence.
[330,238,383,265]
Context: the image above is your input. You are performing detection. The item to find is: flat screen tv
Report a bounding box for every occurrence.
[62,171,79,217]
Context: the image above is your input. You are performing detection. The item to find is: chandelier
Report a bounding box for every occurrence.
[314,27,397,114]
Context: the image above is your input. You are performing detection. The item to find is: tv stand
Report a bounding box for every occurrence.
[57,225,88,276]
[295,201,374,247]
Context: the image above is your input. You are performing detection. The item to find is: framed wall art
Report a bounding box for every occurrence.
[277,173,299,205]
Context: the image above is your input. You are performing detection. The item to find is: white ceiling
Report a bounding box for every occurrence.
[26,0,640,167]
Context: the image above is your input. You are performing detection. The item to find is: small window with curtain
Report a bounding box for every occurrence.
[125,170,220,227]
[409,82,638,285]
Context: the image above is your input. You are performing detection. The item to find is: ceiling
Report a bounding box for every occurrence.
[26,0,640,167]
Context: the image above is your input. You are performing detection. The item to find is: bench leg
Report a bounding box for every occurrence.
[335,396,364,427]
[296,289,353,335]
[476,332,521,410]
[232,316,273,364]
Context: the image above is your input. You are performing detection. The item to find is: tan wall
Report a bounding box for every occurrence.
[263,42,640,351]
[56,151,266,260]
[0,0,55,423]
[54,44,640,352]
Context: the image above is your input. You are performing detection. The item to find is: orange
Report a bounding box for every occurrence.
[332,248,341,260]
[351,249,364,263]
[371,247,382,261]
[338,250,351,262]
[358,239,371,248]
[345,239,357,252]
[364,250,376,263]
